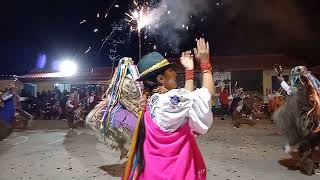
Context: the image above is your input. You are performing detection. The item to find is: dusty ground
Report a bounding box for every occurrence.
[0,118,319,180]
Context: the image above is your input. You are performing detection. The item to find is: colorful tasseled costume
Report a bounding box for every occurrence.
[86,57,142,159]
[273,67,320,175]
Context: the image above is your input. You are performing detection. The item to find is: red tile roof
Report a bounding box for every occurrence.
[18,54,309,81]
[19,67,114,81]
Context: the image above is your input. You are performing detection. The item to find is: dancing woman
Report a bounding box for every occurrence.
[124,38,214,180]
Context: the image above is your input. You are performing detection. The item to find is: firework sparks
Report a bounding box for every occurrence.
[104,0,117,19]
[85,46,91,54]
[94,29,99,33]
[125,2,155,32]
[125,1,167,59]
[80,20,87,24]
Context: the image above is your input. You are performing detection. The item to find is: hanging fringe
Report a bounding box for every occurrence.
[101,59,130,133]
[274,72,320,145]
[123,111,143,180]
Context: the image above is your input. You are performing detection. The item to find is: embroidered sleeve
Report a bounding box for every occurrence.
[188,88,213,134]
[149,88,213,134]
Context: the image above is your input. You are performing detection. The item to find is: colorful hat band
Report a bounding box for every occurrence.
[139,58,170,78]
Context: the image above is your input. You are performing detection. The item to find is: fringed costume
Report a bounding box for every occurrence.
[268,93,285,113]
[273,66,320,175]
[86,57,142,159]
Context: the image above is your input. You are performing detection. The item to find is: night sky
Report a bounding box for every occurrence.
[0,0,319,74]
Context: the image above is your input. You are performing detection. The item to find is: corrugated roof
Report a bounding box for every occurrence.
[18,54,309,80]
[0,74,17,80]
[19,67,114,81]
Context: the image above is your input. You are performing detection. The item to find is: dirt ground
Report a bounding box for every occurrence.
[0,118,319,180]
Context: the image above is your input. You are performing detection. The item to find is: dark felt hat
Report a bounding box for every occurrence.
[137,52,174,81]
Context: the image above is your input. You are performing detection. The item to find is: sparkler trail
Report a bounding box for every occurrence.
[98,30,116,55]
[80,20,87,24]
[104,0,117,19]
[82,0,210,62]
[85,46,91,54]
[81,0,122,58]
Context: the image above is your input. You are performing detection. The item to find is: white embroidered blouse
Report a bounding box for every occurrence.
[147,87,213,135]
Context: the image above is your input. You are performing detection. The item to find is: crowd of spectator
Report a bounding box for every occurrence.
[19,87,104,120]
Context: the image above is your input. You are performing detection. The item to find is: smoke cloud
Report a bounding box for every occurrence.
[144,0,210,52]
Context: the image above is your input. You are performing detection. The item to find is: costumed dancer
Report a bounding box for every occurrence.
[276,66,307,153]
[123,38,214,180]
[0,84,17,140]
[13,87,31,129]
[86,57,142,159]
[273,66,320,175]
[229,87,244,128]
[229,88,254,128]
[230,87,258,128]
[65,90,80,128]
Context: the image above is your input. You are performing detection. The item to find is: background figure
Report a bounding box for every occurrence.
[65,90,80,128]
[229,88,243,128]
[0,85,16,138]
[13,87,31,129]
[87,91,97,111]
[220,89,230,119]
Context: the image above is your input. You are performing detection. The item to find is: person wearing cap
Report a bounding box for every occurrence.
[124,38,214,180]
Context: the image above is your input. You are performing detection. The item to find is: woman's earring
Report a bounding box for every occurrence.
[159,83,168,94]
